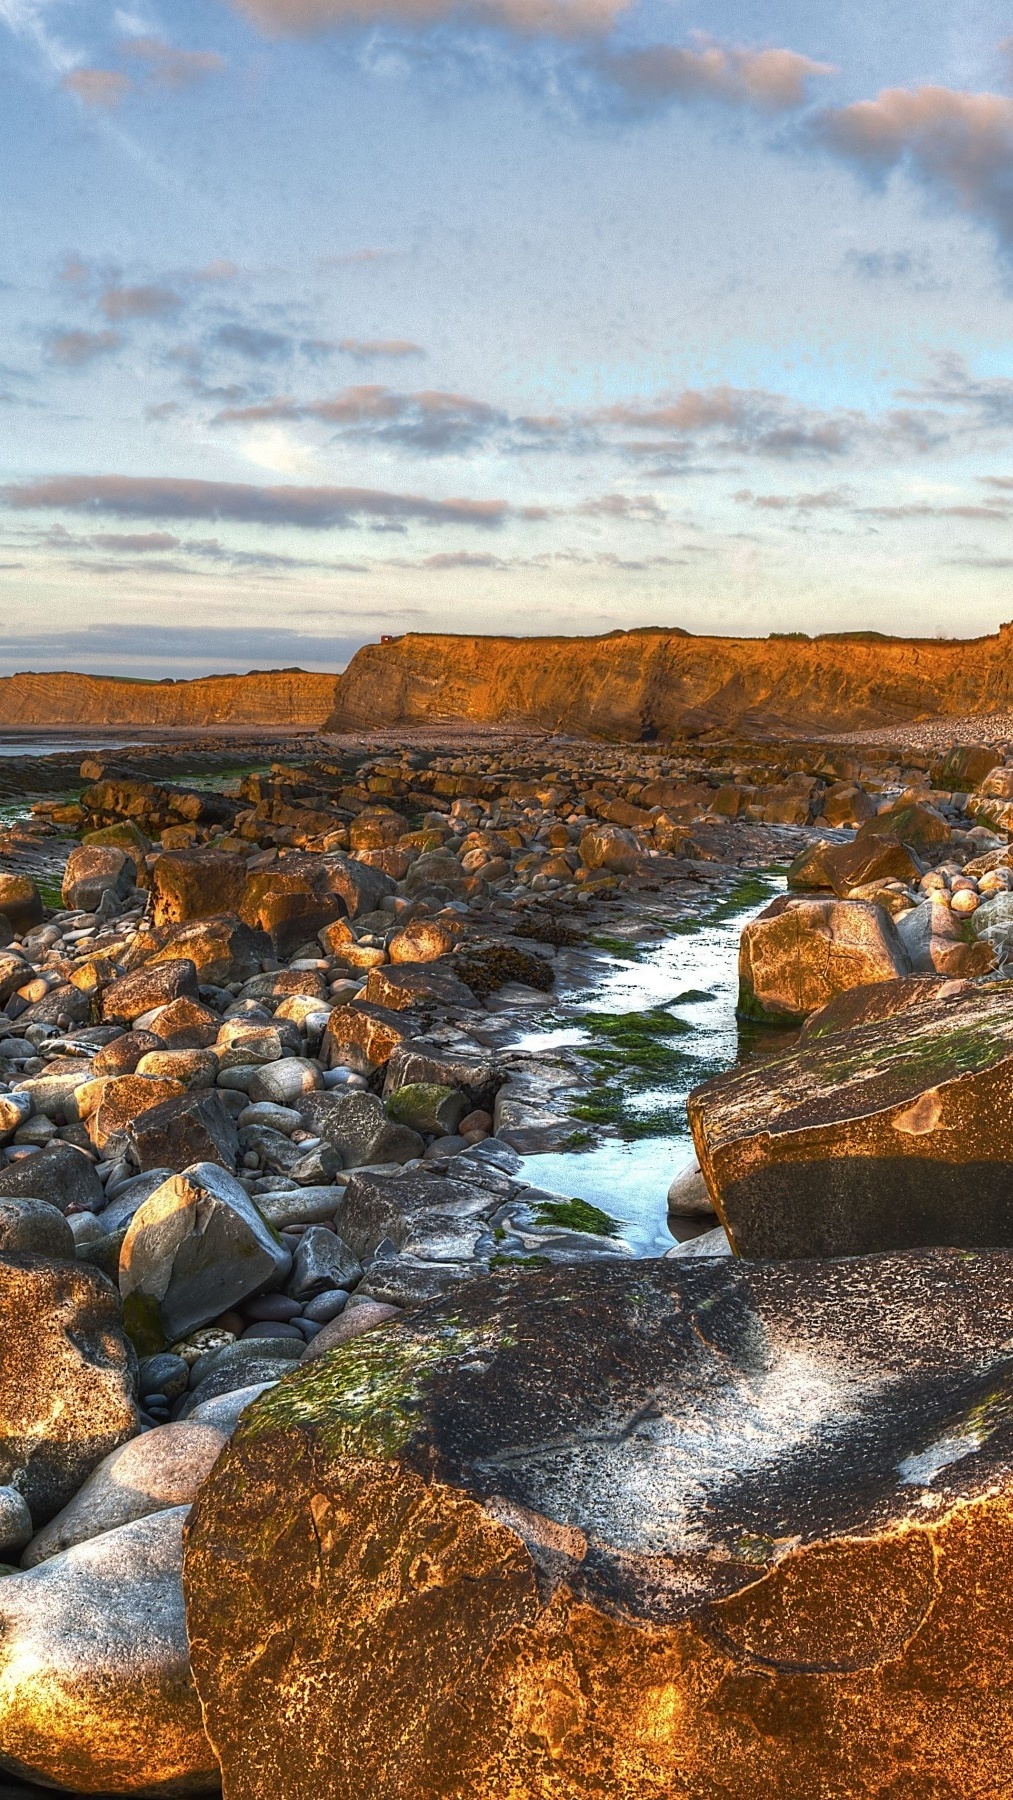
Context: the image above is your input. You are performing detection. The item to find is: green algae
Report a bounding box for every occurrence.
[533,1197,620,1237]
[241,1317,489,1460]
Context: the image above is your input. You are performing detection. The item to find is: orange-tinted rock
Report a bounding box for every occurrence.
[857,798,952,853]
[388,920,455,964]
[0,875,42,936]
[690,985,1013,1257]
[362,960,478,1013]
[185,1254,1013,1800]
[150,853,247,929]
[738,895,909,1024]
[326,621,1013,738]
[125,916,272,987]
[86,1075,186,1157]
[102,958,200,1025]
[799,973,969,1042]
[0,667,334,729]
[820,781,877,827]
[579,823,642,874]
[787,834,921,896]
[321,1002,415,1074]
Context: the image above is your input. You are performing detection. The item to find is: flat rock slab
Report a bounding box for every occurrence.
[186,1253,1013,1800]
[690,984,1013,1258]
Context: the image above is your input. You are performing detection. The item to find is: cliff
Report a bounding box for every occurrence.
[0,670,337,730]
[326,625,1013,740]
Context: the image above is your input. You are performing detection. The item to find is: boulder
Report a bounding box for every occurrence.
[87,1074,187,1159]
[933,742,1000,788]
[0,1141,105,1213]
[0,1507,218,1796]
[857,798,952,853]
[387,920,455,964]
[185,1253,1013,1800]
[403,852,469,898]
[61,844,136,912]
[0,1196,75,1258]
[800,973,970,1042]
[321,1002,415,1074]
[690,985,1013,1258]
[386,1082,465,1137]
[146,996,220,1051]
[0,952,29,1003]
[382,1041,500,1108]
[895,898,995,978]
[0,1253,136,1525]
[787,835,921,895]
[285,1227,362,1301]
[130,1089,240,1173]
[102,958,200,1025]
[23,1422,226,1567]
[94,1030,166,1077]
[820,781,877,827]
[248,1058,324,1108]
[240,868,346,958]
[0,875,42,936]
[298,1090,423,1167]
[738,895,910,1024]
[334,1165,499,1263]
[125,915,273,987]
[362,960,478,1013]
[149,852,247,929]
[317,852,394,919]
[973,891,1013,966]
[578,823,642,873]
[119,1161,291,1347]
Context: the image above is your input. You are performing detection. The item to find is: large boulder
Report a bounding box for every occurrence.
[129,1089,240,1173]
[297,1090,423,1167]
[102,958,200,1025]
[0,1253,137,1526]
[800,972,969,1042]
[0,1507,218,1797]
[321,1001,416,1074]
[787,835,921,895]
[240,867,346,958]
[122,915,272,986]
[0,1196,75,1258]
[361,960,478,1013]
[149,852,247,929]
[578,823,642,874]
[185,1254,1013,1800]
[61,843,136,912]
[23,1422,226,1567]
[690,985,1013,1258]
[856,798,952,853]
[737,894,910,1024]
[0,1140,106,1213]
[119,1162,291,1348]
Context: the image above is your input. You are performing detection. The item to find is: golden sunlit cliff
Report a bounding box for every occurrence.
[326,624,1013,739]
[0,669,336,730]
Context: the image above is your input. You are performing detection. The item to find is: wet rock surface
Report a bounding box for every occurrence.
[185,1251,1013,1800]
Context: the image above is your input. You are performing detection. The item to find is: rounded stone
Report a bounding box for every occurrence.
[0,1487,32,1557]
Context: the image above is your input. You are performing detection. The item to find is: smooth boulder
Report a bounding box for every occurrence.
[119,1162,291,1348]
[23,1423,226,1567]
[0,1507,218,1796]
[185,1253,1013,1800]
[690,984,1013,1257]
[738,894,910,1024]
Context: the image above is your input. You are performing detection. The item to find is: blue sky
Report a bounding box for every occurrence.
[3,0,1013,675]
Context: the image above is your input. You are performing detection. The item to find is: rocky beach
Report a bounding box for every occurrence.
[0,698,1009,1794]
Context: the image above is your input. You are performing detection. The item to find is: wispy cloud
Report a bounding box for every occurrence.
[593,40,834,114]
[2,473,515,529]
[45,328,122,367]
[121,36,226,90]
[100,283,182,320]
[226,0,631,41]
[339,337,425,359]
[62,68,132,107]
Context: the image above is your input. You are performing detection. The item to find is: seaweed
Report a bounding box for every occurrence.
[533,1197,620,1237]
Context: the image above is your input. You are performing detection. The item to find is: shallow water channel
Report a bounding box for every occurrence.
[510,876,788,1258]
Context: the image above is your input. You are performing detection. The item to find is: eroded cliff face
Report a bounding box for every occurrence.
[0,670,337,730]
[326,626,1013,739]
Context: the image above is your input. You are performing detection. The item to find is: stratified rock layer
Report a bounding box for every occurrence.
[186,1255,1013,1800]
[327,622,1013,738]
[689,985,1013,1258]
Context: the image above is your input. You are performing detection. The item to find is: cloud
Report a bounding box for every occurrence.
[226,0,630,41]
[86,531,182,550]
[46,328,122,367]
[62,68,131,107]
[191,259,239,282]
[575,492,667,521]
[121,36,226,90]
[813,85,1013,250]
[214,323,294,361]
[339,338,425,359]
[2,473,513,529]
[100,283,182,321]
[0,620,369,678]
[843,247,944,290]
[734,487,853,511]
[601,386,859,459]
[215,383,507,452]
[593,40,833,113]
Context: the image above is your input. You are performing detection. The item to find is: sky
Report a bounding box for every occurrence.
[3,1,1013,676]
